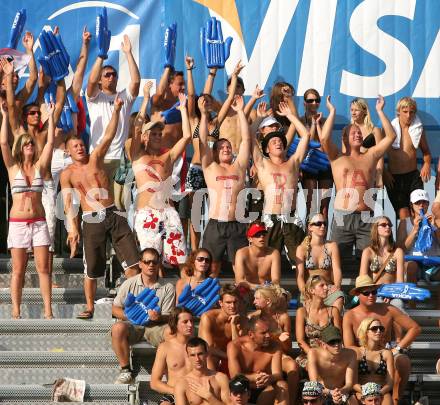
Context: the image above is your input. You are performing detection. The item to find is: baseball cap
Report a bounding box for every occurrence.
[246,223,267,238]
[410,189,429,204]
[320,325,342,344]
[142,121,165,133]
[258,116,281,129]
[229,375,250,394]
[302,381,324,398]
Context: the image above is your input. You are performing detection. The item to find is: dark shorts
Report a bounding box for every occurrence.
[82,206,139,279]
[202,219,247,262]
[330,210,372,260]
[175,194,191,220]
[386,169,423,214]
[249,387,265,404]
[263,214,305,265]
[301,167,334,182]
[159,393,175,404]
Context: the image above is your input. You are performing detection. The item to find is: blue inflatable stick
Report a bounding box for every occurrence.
[96,7,111,60]
[163,23,177,69]
[177,278,221,317]
[414,209,435,254]
[7,9,26,49]
[377,283,431,301]
[200,17,233,69]
[287,136,330,174]
[124,288,161,326]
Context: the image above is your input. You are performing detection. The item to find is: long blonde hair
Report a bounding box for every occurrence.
[12,134,38,167]
[350,98,374,133]
[303,275,327,303]
[357,317,380,347]
[255,285,288,312]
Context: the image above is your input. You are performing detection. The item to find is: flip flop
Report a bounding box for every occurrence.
[76,310,94,320]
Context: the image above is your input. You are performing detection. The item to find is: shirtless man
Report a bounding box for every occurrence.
[151,307,194,405]
[174,337,230,405]
[199,95,251,277]
[199,284,248,372]
[319,96,396,265]
[308,325,357,405]
[227,317,288,405]
[385,97,432,220]
[234,221,281,289]
[60,97,140,318]
[251,101,310,266]
[131,92,191,267]
[343,275,421,404]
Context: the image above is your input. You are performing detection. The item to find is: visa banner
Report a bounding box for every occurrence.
[2,0,440,129]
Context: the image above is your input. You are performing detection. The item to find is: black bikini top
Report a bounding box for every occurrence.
[362,133,376,149]
[358,349,387,376]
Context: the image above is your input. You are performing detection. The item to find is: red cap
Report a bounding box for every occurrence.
[246,223,267,238]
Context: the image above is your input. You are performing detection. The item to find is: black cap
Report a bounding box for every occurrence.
[320,325,342,344]
[229,375,250,394]
[260,130,287,157]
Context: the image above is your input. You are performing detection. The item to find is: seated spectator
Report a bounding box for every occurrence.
[228,374,251,405]
[176,248,212,302]
[351,318,394,405]
[307,325,357,405]
[227,316,289,405]
[174,337,230,405]
[295,275,342,370]
[360,216,404,309]
[296,213,344,312]
[361,382,384,405]
[249,286,300,401]
[343,275,421,403]
[111,248,175,384]
[151,308,194,405]
[234,222,281,290]
[301,381,326,405]
[199,284,248,371]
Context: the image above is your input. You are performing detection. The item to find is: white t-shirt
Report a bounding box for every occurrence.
[86,88,135,160]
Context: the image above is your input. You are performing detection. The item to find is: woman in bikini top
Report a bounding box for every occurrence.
[351,318,395,404]
[360,216,404,285]
[296,213,344,312]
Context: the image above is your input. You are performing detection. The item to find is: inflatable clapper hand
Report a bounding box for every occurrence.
[163,23,177,69]
[124,288,160,326]
[177,278,221,316]
[287,136,330,174]
[378,283,431,301]
[96,7,111,60]
[414,209,434,254]
[200,17,233,69]
[38,29,70,82]
[7,9,26,49]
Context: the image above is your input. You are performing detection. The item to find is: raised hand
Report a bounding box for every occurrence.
[313,112,323,125]
[82,26,92,44]
[232,60,245,76]
[252,84,265,100]
[46,101,55,116]
[22,31,34,52]
[114,95,123,112]
[143,80,153,98]
[1,100,8,116]
[376,94,385,112]
[326,95,335,112]
[276,101,292,117]
[281,85,294,100]
[198,95,209,115]
[231,95,244,111]
[257,101,270,118]
[177,92,187,109]
[121,34,132,54]
[0,58,14,75]
[185,55,194,70]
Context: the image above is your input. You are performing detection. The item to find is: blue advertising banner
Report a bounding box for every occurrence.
[1,0,440,131]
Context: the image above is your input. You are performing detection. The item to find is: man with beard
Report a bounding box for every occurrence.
[227,317,288,405]
[199,284,248,372]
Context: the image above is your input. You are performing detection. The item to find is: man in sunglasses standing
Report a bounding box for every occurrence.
[343,275,421,405]
[86,34,140,210]
[111,247,175,384]
[308,325,357,405]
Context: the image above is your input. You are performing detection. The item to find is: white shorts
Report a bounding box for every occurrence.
[51,148,72,189]
[134,206,187,266]
[41,179,56,252]
[7,219,51,249]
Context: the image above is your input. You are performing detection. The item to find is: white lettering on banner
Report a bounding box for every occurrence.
[297,0,337,95]
[413,30,440,97]
[340,0,416,97]
[208,0,300,95]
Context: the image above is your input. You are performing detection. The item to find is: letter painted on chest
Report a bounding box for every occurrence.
[216,175,239,203]
[271,172,287,204]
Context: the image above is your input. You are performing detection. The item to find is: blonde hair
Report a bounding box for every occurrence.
[396,96,417,113]
[357,317,380,347]
[12,133,38,167]
[303,275,327,303]
[255,285,287,311]
[350,98,374,133]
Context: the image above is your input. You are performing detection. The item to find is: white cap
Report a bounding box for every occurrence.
[258,116,281,129]
[410,189,429,204]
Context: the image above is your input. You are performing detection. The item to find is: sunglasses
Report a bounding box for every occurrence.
[378,223,392,228]
[195,256,211,263]
[26,110,41,116]
[252,231,267,238]
[361,289,378,296]
[103,71,118,78]
[141,259,159,266]
[305,98,321,104]
[23,140,35,146]
[326,339,341,347]
[311,221,327,227]
[303,399,319,404]
[369,325,385,333]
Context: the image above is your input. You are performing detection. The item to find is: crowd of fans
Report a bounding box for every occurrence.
[1,16,440,405]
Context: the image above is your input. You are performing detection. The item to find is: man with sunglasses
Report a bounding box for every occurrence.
[234,221,281,289]
[308,325,357,405]
[111,247,175,384]
[86,34,140,210]
[228,374,251,405]
[302,381,326,405]
[343,275,421,403]
[319,96,396,267]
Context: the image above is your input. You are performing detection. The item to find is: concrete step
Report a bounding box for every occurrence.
[0,319,114,334]
[0,288,109,304]
[0,273,106,289]
[0,302,113,319]
[0,257,84,273]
